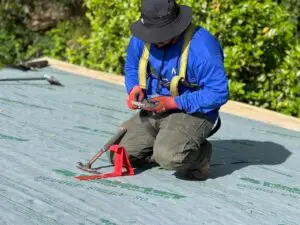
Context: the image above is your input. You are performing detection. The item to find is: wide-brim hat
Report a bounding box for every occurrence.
[130,0,192,43]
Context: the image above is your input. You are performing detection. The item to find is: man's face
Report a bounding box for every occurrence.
[155,35,180,48]
[155,39,173,48]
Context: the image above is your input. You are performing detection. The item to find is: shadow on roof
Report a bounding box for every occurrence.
[209,139,292,179]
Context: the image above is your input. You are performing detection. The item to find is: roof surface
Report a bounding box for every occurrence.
[0,67,299,225]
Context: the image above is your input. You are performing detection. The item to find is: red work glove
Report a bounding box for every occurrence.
[127,86,145,110]
[146,96,178,113]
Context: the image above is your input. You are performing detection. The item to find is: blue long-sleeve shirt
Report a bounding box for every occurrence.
[124,26,229,122]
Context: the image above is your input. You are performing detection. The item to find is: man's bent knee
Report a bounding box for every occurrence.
[153,140,213,180]
[153,150,187,170]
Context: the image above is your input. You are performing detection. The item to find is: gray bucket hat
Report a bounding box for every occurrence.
[130,0,192,43]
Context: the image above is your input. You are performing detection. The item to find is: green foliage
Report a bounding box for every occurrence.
[41,17,91,67]
[78,0,140,74]
[202,0,299,116]
[44,18,90,60]
[278,0,300,34]
[177,0,211,23]
[0,0,88,67]
[265,43,300,117]
[205,0,294,76]
[0,0,299,118]
[0,2,30,66]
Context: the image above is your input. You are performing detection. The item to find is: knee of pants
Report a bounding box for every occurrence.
[118,137,154,163]
[153,140,212,170]
[117,142,140,160]
[153,149,185,170]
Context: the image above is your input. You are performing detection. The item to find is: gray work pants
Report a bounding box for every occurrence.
[118,110,214,175]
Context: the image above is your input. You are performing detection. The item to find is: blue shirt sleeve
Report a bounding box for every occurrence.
[174,28,229,114]
[174,59,229,114]
[124,36,142,94]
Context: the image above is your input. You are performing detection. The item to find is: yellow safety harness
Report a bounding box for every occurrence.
[137,24,222,137]
[138,24,197,96]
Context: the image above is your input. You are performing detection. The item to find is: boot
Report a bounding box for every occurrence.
[186,140,212,180]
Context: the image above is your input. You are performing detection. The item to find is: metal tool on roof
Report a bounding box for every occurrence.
[0,74,63,86]
[74,127,134,181]
[6,59,49,71]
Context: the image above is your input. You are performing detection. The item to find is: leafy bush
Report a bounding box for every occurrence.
[278,0,300,34]
[0,2,31,66]
[265,43,300,117]
[38,18,90,61]
[0,0,88,66]
[202,0,299,116]
[0,0,299,118]
[76,0,140,74]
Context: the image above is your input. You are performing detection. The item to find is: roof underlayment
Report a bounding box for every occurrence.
[0,67,299,225]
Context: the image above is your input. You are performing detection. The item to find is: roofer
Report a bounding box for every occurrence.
[117,0,229,180]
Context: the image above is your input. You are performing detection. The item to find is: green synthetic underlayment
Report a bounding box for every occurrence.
[0,67,299,225]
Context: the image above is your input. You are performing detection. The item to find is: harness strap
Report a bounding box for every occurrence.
[169,76,183,97]
[170,23,196,96]
[139,43,151,90]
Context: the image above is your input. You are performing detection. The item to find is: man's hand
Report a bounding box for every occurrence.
[127,86,145,109]
[146,96,178,113]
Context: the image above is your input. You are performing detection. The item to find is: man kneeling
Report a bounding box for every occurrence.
[116,0,229,180]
